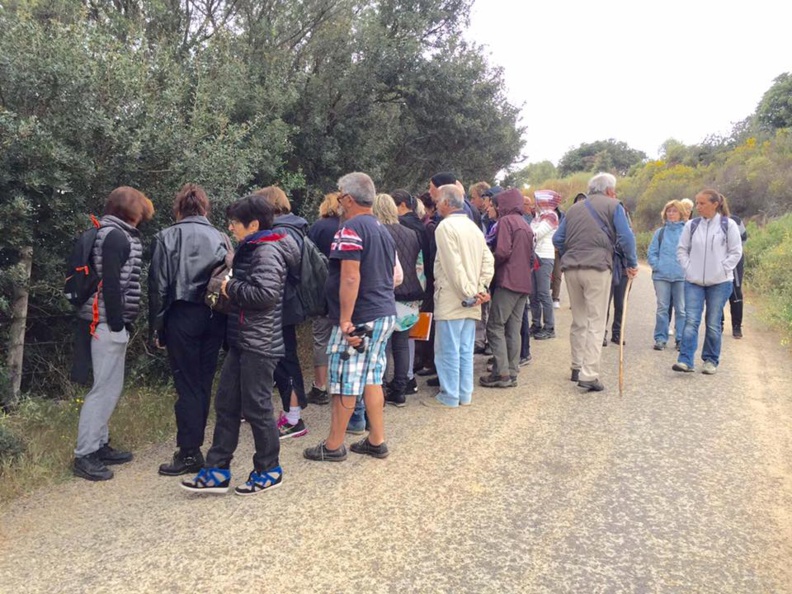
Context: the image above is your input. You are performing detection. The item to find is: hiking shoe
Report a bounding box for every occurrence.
[528,325,542,337]
[426,376,440,387]
[553,300,560,309]
[701,361,718,375]
[97,443,133,465]
[406,377,418,394]
[672,362,695,373]
[307,385,329,405]
[415,367,437,377]
[234,467,283,496]
[279,418,308,440]
[303,441,348,462]
[733,327,743,339]
[385,391,407,407]
[479,374,515,388]
[159,449,204,476]
[578,378,605,392]
[519,355,532,367]
[73,452,113,481]
[534,330,555,340]
[570,369,580,382]
[350,438,390,459]
[180,467,231,494]
[653,341,666,351]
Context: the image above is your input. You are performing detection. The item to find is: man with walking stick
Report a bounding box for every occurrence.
[553,173,638,392]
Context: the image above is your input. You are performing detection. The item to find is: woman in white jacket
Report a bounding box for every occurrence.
[672,190,743,375]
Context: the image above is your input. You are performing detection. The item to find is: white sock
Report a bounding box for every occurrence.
[285,406,301,426]
[313,382,326,392]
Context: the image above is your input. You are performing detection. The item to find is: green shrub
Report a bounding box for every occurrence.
[0,423,25,464]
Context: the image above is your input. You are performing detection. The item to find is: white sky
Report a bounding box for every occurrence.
[467,0,792,166]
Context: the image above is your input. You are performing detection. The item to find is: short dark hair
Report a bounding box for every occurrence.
[226,195,275,230]
[391,189,413,210]
[173,183,210,219]
[104,186,154,226]
[418,191,433,210]
[430,172,457,188]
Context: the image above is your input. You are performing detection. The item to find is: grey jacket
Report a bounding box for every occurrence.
[676,214,743,286]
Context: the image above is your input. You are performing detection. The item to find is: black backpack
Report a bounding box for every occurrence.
[63,216,101,307]
[277,223,329,318]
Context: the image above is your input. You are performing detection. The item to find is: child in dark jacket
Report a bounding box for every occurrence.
[181,195,300,496]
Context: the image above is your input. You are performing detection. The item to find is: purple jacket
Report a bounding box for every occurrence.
[492,189,534,294]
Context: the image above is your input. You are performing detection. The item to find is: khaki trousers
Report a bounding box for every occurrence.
[564,268,612,381]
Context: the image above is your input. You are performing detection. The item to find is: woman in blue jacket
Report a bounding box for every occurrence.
[647,200,686,350]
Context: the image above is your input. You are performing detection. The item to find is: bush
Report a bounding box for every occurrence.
[0,423,25,464]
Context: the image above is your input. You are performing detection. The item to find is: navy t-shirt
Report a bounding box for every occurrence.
[308,216,340,258]
[326,214,397,325]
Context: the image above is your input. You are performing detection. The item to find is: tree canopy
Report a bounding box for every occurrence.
[557,139,646,177]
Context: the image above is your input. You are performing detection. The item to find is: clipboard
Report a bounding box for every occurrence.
[409,312,433,341]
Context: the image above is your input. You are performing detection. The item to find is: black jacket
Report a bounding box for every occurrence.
[273,213,309,326]
[225,230,300,357]
[387,224,424,302]
[148,216,230,339]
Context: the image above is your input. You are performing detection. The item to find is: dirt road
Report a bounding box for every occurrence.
[2,266,791,593]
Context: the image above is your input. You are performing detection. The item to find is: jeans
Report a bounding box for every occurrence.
[434,319,476,406]
[678,281,734,368]
[653,280,685,344]
[530,257,555,331]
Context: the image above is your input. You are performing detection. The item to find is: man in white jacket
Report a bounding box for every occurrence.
[423,185,494,408]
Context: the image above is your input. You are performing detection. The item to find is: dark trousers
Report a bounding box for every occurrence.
[607,275,629,339]
[165,301,226,450]
[729,281,743,330]
[520,301,531,359]
[389,329,410,392]
[274,324,307,411]
[551,250,562,301]
[206,348,280,472]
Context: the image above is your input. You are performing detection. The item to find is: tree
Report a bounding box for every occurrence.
[557,139,646,177]
[502,161,557,189]
[757,72,792,132]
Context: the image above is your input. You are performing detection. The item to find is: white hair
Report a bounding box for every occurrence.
[338,172,376,206]
[587,172,617,195]
[435,185,464,210]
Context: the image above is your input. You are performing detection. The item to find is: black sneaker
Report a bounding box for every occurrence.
[733,327,743,339]
[426,376,440,387]
[350,438,390,459]
[534,330,556,340]
[180,467,231,494]
[279,418,308,440]
[479,374,516,388]
[610,335,623,346]
[307,385,329,405]
[73,452,113,481]
[406,377,418,394]
[675,340,681,351]
[97,443,133,465]
[385,391,407,408]
[415,367,437,377]
[303,441,348,462]
[578,378,605,392]
[519,355,532,367]
[653,341,666,351]
[529,325,542,337]
[234,467,283,496]
[159,449,204,476]
[570,369,580,382]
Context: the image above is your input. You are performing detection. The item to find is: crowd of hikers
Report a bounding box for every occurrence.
[66,171,743,496]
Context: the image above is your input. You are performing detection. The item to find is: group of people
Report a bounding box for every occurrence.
[68,170,744,496]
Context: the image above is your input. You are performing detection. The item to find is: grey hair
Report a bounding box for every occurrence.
[587,172,617,195]
[435,184,464,210]
[372,193,400,225]
[338,172,376,206]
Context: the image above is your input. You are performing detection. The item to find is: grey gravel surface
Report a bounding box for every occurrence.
[2,266,791,593]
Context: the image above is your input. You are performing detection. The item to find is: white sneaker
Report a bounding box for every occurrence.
[701,361,717,375]
[553,300,560,309]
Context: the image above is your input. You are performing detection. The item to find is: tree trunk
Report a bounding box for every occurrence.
[5,246,33,408]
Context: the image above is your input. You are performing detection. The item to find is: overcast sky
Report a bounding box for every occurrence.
[467,0,792,166]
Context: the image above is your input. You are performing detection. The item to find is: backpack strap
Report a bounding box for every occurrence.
[657,227,665,249]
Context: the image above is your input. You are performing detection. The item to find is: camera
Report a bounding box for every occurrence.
[340,323,375,360]
[461,296,478,307]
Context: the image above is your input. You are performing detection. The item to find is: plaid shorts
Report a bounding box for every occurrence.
[327,315,397,397]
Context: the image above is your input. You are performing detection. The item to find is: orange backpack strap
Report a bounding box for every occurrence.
[89,280,104,337]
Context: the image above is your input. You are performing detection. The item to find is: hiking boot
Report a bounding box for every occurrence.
[578,378,605,392]
[385,390,407,407]
[350,438,390,459]
[426,376,440,387]
[733,327,743,339]
[234,467,283,496]
[307,385,329,405]
[159,449,204,476]
[519,355,532,367]
[406,377,418,394]
[479,374,516,388]
[73,452,113,481]
[701,361,718,375]
[653,341,666,351]
[180,467,231,494]
[672,362,695,373]
[303,441,348,462]
[534,330,555,340]
[570,369,580,382]
[97,443,133,465]
[279,418,308,440]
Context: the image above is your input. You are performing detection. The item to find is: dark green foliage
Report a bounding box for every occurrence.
[0,423,26,463]
[558,139,647,177]
[757,72,792,132]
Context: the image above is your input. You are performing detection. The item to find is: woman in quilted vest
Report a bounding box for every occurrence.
[73,187,154,482]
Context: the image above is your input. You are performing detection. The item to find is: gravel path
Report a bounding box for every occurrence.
[2,266,791,593]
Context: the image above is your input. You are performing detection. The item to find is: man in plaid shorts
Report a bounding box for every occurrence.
[304,172,399,462]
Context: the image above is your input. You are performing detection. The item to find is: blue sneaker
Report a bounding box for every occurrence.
[234,467,283,496]
[180,467,231,494]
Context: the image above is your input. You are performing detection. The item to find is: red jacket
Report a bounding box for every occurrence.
[492,189,534,294]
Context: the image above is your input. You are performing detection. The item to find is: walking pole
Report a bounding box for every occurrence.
[619,277,634,397]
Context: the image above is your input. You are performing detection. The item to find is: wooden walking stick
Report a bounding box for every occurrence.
[619,277,634,397]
